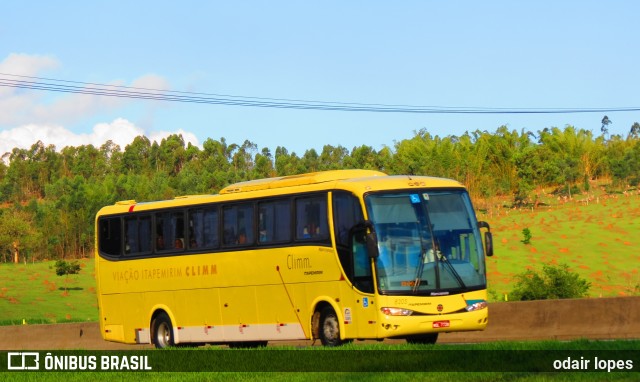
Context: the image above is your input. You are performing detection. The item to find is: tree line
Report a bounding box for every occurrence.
[1,122,639,262]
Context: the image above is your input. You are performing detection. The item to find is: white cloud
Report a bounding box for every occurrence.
[0,54,173,126]
[0,53,200,161]
[0,119,200,159]
[131,74,170,91]
[0,53,58,75]
[0,54,60,123]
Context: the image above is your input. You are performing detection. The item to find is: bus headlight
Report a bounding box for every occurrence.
[381,307,414,316]
[465,300,488,312]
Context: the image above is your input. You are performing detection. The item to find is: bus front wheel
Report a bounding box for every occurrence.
[319,306,344,346]
[151,312,175,349]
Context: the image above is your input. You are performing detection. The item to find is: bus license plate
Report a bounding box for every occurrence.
[432,320,450,328]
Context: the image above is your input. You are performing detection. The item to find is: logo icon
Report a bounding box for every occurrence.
[8,352,40,370]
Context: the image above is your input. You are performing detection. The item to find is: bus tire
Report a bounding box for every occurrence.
[406,333,438,344]
[318,306,344,346]
[151,312,175,349]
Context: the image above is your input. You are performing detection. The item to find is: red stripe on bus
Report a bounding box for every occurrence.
[129,205,135,212]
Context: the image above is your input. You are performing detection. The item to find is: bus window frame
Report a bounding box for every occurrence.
[96,191,334,261]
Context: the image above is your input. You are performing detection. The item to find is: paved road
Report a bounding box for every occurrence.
[1,297,638,350]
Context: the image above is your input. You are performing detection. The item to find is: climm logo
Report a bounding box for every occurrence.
[185,264,217,276]
[287,254,311,270]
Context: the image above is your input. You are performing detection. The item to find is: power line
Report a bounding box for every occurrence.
[1,72,639,115]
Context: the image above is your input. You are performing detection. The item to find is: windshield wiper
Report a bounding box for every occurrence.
[437,250,466,289]
[412,230,429,293]
[412,252,426,293]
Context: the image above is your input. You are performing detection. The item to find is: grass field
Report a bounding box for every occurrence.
[0,259,97,325]
[482,190,640,301]
[0,190,638,324]
[2,340,639,381]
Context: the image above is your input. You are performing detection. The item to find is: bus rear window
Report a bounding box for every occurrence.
[99,217,122,257]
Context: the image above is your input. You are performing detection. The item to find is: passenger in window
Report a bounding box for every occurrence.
[190,238,197,248]
[156,235,165,250]
[175,239,184,249]
[237,231,247,245]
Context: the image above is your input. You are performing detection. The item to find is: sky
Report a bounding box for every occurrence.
[1,1,639,158]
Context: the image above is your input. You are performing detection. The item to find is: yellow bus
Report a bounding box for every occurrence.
[95,169,493,348]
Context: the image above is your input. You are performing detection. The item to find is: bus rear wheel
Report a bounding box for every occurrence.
[151,312,175,349]
[406,333,439,344]
[319,306,345,346]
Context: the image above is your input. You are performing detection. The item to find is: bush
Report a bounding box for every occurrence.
[521,228,532,244]
[509,263,591,301]
[53,260,81,277]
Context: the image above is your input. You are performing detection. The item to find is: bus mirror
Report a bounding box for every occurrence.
[478,221,493,257]
[484,231,494,257]
[366,232,379,258]
[350,221,379,258]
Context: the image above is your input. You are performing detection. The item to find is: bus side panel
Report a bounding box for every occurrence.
[255,284,307,340]
[172,288,223,343]
[101,293,149,344]
[337,282,378,339]
[99,294,124,342]
[219,286,259,341]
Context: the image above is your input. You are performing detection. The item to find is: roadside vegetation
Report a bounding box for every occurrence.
[0,126,639,323]
[0,178,638,326]
[1,124,640,263]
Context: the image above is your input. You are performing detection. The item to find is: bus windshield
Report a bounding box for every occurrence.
[365,190,487,295]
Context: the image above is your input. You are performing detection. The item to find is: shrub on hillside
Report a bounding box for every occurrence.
[521,228,532,244]
[509,263,591,301]
[54,260,81,277]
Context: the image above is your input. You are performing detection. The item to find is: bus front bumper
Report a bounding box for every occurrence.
[377,307,489,339]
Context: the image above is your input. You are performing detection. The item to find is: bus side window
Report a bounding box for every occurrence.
[223,204,254,246]
[295,195,329,241]
[155,211,185,252]
[332,192,363,247]
[189,207,219,250]
[332,192,364,284]
[258,199,291,244]
[125,215,152,256]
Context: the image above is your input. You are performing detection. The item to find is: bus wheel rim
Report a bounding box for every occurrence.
[158,322,171,347]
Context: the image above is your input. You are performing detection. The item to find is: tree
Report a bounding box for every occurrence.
[53,260,82,293]
[319,145,348,170]
[630,122,640,139]
[121,135,151,174]
[253,147,275,179]
[601,115,612,137]
[0,207,42,263]
[54,259,81,276]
